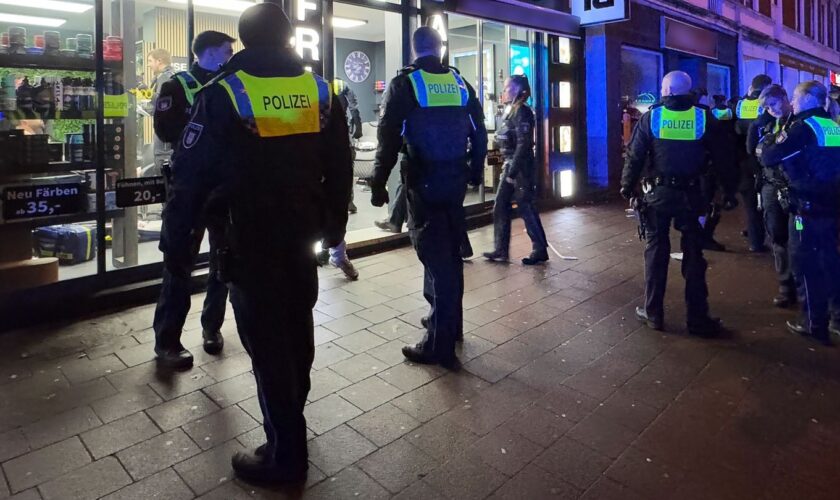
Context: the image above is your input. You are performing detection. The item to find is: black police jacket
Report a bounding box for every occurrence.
[758,107,840,216]
[160,47,353,278]
[497,103,536,185]
[621,95,726,194]
[153,63,218,145]
[371,55,487,201]
[755,113,793,186]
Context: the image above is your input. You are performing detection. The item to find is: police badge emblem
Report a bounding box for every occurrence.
[156,96,172,112]
[182,122,203,149]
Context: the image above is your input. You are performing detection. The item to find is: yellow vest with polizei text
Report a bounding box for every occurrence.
[650,106,706,141]
[218,70,330,138]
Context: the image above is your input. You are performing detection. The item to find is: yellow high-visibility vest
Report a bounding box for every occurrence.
[804,116,840,147]
[736,98,762,120]
[174,71,202,106]
[408,70,469,108]
[650,106,706,141]
[218,70,329,138]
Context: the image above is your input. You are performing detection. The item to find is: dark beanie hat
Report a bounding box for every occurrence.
[238,3,292,49]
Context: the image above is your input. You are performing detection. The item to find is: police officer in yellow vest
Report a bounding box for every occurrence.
[759,81,840,345]
[736,74,774,252]
[371,27,487,369]
[163,3,352,483]
[151,30,235,369]
[621,71,726,337]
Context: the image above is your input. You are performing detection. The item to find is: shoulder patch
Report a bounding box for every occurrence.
[156,96,173,112]
[182,122,204,149]
[775,131,788,144]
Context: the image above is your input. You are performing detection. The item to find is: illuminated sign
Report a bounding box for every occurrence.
[636,92,656,105]
[571,0,630,27]
[292,0,322,74]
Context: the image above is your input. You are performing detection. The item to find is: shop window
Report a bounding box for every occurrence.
[550,36,570,65]
[758,0,771,17]
[0,1,100,292]
[558,82,571,108]
[707,64,731,100]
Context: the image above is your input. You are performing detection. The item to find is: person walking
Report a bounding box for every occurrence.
[370,26,487,368]
[482,75,548,265]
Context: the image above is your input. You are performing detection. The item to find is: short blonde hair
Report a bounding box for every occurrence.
[148,48,171,65]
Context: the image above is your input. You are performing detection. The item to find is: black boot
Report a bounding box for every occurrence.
[635,306,663,331]
[703,239,726,252]
[231,451,308,485]
[522,249,549,266]
[374,219,401,233]
[402,344,461,371]
[687,317,723,338]
[154,345,194,370]
[772,292,796,308]
[202,330,224,355]
[787,319,833,346]
[482,250,509,262]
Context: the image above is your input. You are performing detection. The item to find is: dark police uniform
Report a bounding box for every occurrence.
[148,65,177,174]
[753,113,796,306]
[622,95,725,333]
[735,92,774,251]
[164,46,352,470]
[490,102,548,259]
[758,108,840,343]
[152,63,227,358]
[700,103,739,251]
[372,55,487,364]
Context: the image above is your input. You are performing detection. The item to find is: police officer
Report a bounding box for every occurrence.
[700,94,739,252]
[483,74,549,265]
[371,26,487,368]
[621,71,724,337]
[152,31,235,368]
[162,3,352,482]
[758,81,840,346]
[736,74,774,252]
[753,85,797,308]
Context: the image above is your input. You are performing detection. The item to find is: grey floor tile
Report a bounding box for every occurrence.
[2,437,91,493]
[116,429,201,480]
[80,411,160,459]
[37,457,131,500]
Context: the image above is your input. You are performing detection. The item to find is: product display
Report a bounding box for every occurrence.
[34,224,97,265]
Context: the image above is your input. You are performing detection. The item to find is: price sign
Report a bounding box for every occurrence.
[115,177,166,207]
[104,94,129,118]
[2,183,85,221]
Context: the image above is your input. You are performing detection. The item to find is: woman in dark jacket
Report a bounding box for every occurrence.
[483,75,549,265]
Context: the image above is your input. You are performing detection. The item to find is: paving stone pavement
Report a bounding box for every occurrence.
[2,202,840,499]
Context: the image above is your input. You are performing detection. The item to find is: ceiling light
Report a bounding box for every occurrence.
[0,13,65,27]
[0,0,91,13]
[167,0,256,12]
[332,17,367,28]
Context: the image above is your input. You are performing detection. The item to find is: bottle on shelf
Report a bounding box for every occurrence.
[33,78,53,116]
[44,31,60,57]
[16,77,34,114]
[8,27,26,55]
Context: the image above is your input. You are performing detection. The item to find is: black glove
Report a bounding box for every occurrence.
[620,186,635,200]
[371,185,389,207]
[723,195,739,210]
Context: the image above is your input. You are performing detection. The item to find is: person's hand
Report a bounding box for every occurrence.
[371,185,389,207]
[620,186,635,200]
[723,195,739,210]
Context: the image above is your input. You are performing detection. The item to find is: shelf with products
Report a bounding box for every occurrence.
[0,53,123,73]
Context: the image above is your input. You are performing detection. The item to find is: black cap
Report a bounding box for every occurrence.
[238,3,292,49]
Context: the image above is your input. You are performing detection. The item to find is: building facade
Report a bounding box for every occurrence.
[583,0,840,192]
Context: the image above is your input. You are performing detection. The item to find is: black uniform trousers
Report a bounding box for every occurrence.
[642,190,710,322]
[409,192,465,358]
[228,249,317,470]
[760,183,795,297]
[787,214,840,333]
[699,173,721,245]
[153,225,228,350]
[492,174,548,255]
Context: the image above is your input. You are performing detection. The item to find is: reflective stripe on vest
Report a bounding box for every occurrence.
[175,71,201,106]
[218,70,327,138]
[711,107,733,121]
[804,116,840,147]
[650,106,706,140]
[408,70,469,108]
[736,98,762,120]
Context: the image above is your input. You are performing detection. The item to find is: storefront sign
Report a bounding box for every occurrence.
[115,177,166,208]
[103,94,129,118]
[446,0,579,36]
[831,71,840,86]
[779,54,827,77]
[662,17,718,59]
[292,0,323,74]
[571,0,630,27]
[2,183,85,220]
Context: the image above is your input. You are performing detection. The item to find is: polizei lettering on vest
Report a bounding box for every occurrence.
[262,94,312,110]
[662,119,694,130]
[427,83,457,94]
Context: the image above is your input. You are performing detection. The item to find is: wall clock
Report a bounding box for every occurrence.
[344,50,371,83]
